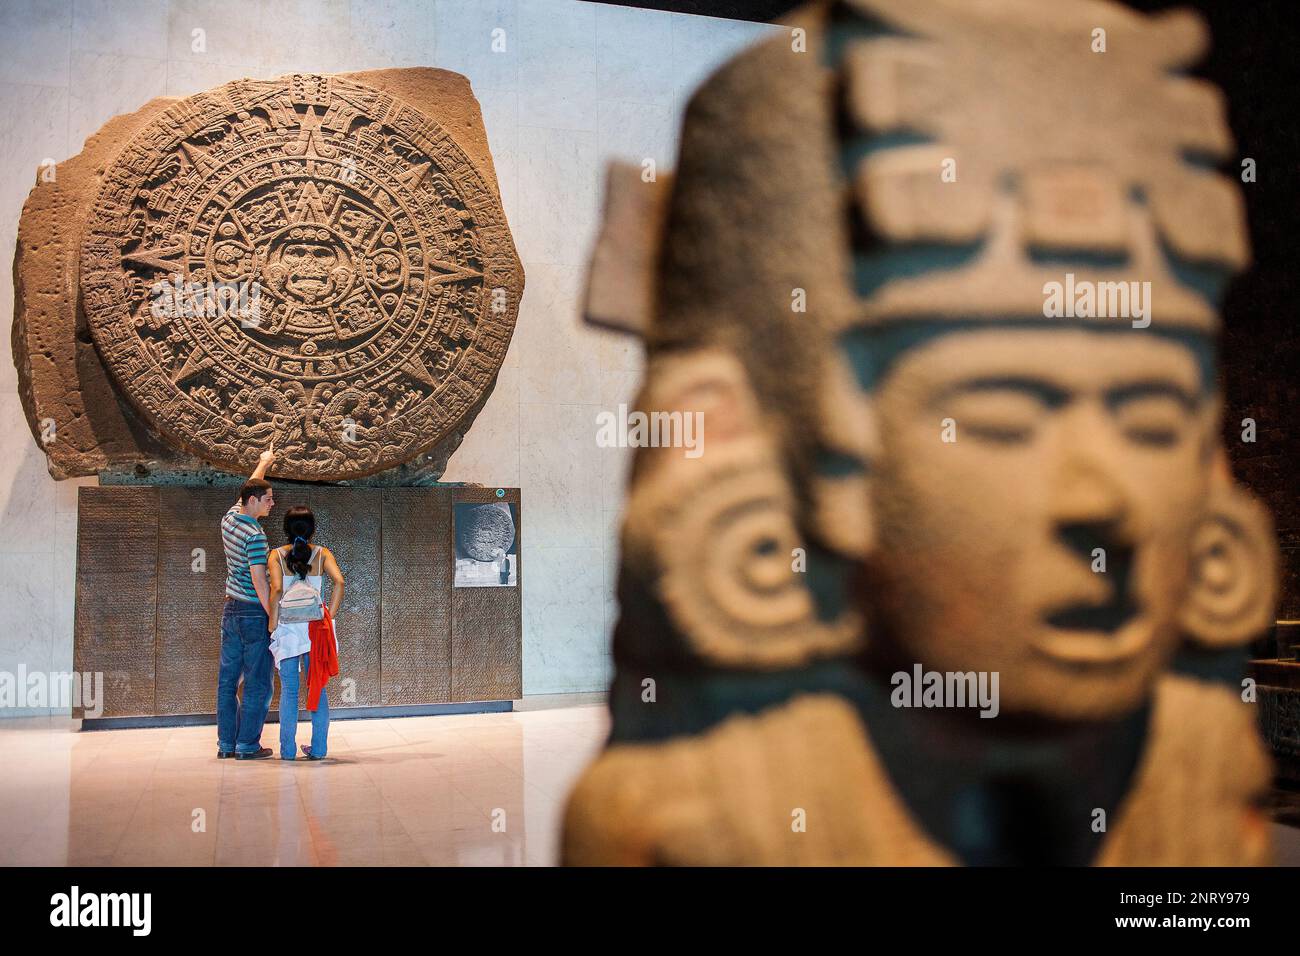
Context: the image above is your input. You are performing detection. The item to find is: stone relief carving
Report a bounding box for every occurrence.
[14,69,522,483]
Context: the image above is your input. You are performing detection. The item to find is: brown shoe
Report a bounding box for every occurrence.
[236,747,273,760]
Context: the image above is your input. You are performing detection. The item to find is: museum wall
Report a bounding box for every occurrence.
[0,0,779,712]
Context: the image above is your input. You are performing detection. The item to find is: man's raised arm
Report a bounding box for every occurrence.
[234,447,276,508]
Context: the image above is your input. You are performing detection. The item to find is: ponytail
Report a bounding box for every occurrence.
[282,506,316,579]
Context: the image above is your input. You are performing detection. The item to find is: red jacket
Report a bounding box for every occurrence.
[305,606,339,712]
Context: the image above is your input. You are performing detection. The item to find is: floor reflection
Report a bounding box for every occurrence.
[0,703,608,866]
[7,701,1292,866]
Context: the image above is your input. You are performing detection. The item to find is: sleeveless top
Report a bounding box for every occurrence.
[269,545,323,670]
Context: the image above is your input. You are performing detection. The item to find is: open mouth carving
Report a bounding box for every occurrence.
[1035,524,1150,665]
[1046,523,1139,634]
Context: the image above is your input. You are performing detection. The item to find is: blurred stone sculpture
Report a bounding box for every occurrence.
[565,0,1277,865]
[13,69,522,483]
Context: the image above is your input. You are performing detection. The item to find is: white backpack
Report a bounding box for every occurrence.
[278,549,324,623]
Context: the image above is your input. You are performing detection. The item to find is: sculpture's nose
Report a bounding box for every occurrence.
[1047,457,1140,631]
[1049,457,1130,534]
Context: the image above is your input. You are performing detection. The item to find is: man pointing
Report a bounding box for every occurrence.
[216,447,277,760]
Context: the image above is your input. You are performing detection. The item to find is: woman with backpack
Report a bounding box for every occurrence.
[268,506,344,761]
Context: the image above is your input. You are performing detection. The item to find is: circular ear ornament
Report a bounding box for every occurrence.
[1180,485,1277,648]
[626,441,861,669]
[620,349,861,669]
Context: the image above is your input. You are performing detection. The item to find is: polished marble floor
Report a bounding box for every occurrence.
[4,700,1299,867]
[0,699,608,866]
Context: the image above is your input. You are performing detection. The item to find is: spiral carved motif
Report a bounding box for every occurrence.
[80,74,523,481]
[1180,488,1277,648]
[624,440,859,669]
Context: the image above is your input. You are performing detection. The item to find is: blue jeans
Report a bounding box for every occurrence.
[216,599,272,753]
[279,652,329,759]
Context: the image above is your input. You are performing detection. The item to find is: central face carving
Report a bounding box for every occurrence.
[265,227,355,308]
[864,328,1212,718]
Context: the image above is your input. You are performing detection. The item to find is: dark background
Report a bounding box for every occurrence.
[1150,0,1300,622]
[597,0,1300,619]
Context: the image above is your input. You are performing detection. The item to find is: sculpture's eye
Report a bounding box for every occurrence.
[946,389,1042,444]
[1114,395,1189,448]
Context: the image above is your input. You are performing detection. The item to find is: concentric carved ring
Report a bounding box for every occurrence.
[1180,487,1277,648]
[80,73,522,480]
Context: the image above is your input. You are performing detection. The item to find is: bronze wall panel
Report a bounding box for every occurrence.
[451,488,523,701]
[155,488,236,715]
[74,485,520,718]
[381,488,452,705]
[75,487,158,717]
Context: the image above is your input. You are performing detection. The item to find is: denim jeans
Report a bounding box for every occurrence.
[279,652,329,759]
[216,599,272,754]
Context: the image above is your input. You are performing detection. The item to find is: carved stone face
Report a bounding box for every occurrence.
[281,239,342,302]
[864,327,1214,719]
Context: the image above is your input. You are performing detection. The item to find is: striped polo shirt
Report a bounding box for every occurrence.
[222,504,269,604]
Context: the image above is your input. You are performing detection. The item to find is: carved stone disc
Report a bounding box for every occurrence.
[81,74,522,481]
